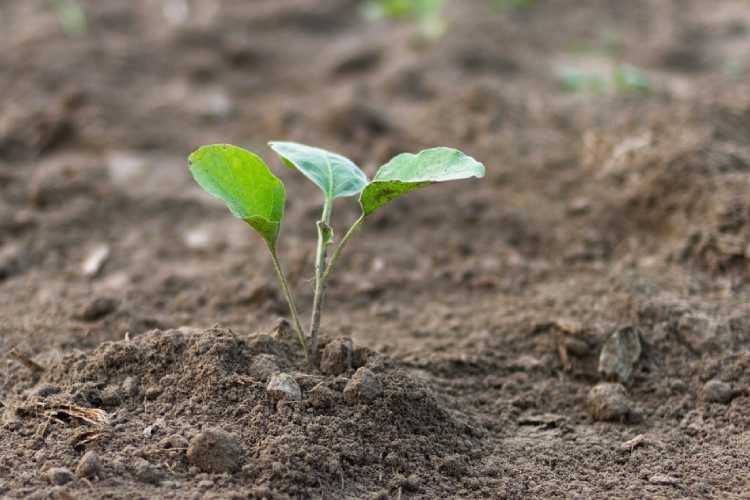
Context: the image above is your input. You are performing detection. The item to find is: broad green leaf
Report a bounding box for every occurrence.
[269,141,368,201]
[360,147,485,216]
[188,144,285,248]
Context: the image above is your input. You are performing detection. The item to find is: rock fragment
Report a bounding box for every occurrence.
[649,473,679,486]
[266,373,302,401]
[343,367,383,403]
[598,326,642,383]
[81,244,110,277]
[76,451,102,479]
[187,429,243,474]
[588,383,637,422]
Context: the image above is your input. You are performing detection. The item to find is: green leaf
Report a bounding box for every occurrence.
[269,141,368,201]
[188,144,285,248]
[360,147,485,216]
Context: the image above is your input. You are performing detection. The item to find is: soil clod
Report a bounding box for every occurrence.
[320,337,353,375]
[701,380,735,404]
[45,467,74,486]
[187,428,243,474]
[248,354,281,381]
[76,297,118,322]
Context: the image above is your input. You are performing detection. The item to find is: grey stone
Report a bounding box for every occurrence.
[598,326,642,383]
[266,373,301,401]
[343,367,383,403]
[76,451,102,479]
[649,473,679,485]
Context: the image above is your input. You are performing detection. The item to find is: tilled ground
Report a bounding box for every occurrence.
[2,1,750,498]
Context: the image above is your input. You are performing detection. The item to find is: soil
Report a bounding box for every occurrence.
[2,0,750,498]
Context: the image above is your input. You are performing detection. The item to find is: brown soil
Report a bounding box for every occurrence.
[2,1,750,498]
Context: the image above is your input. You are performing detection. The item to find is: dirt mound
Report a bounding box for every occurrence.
[582,96,750,277]
[2,327,483,498]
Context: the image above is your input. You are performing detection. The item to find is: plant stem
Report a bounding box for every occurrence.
[321,214,365,284]
[308,197,333,361]
[267,243,308,366]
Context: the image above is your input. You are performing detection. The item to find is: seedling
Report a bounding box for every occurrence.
[188,142,484,366]
[560,63,650,95]
[363,0,446,40]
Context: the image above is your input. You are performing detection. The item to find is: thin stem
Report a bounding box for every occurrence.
[321,214,365,284]
[267,243,308,366]
[308,197,333,360]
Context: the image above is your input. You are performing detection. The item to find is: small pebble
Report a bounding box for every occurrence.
[76,451,102,479]
[598,326,642,383]
[403,473,420,492]
[143,418,165,439]
[343,367,383,403]
[701,380,734,404]
[187,428,243,474]
[649,473,679,486]
[266,373,302,401]
[81,244,110,277]
[588,383,636,422]
[320,337,353,375]
[45,467,74,485]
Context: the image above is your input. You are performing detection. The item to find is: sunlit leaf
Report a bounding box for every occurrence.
[360,147,485,216]
[188,144,285,248]
[269,141,368,201]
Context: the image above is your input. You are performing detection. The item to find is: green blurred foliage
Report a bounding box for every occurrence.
[363,0,446,39]
[50,0,87,36]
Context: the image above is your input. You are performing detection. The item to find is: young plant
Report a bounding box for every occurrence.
[188,142,484,366]
[363,0,446,40]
